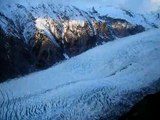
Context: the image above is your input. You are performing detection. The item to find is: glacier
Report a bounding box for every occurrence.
[0,29,160,120]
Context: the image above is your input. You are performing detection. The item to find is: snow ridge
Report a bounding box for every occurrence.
[0,2,160,44]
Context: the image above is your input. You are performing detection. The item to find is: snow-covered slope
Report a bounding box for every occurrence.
[0,29,160,120]
[89,5,160,29]
[0,2,159,42]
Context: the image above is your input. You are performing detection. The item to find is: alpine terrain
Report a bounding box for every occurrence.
[0,0,160,120]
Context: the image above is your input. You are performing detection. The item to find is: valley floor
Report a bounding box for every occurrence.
[0,29,160,120]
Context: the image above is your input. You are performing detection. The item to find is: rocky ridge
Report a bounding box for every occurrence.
[0,3,159,81]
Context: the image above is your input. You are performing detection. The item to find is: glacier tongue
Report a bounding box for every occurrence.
[0,29,160,120]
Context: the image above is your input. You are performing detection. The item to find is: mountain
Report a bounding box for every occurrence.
[0,1,160,81]
[0,1,160,119]
[0,29,160,120]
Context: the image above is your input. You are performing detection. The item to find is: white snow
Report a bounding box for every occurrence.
[0,0,159,42]
[35,18,60,48]
[88,5,160,29]
[0,29,160,119]
[63,53,70,59]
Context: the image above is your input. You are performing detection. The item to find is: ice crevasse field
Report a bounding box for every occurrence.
[0,29,160,119]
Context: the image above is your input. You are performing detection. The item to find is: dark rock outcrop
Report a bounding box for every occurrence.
[119,92,160,120]
[0,28,35,82]
[99,17,145,38]
[32,31,65,68]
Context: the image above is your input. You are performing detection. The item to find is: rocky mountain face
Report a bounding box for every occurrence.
[0,3,159,82]
[0,27,35,82]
